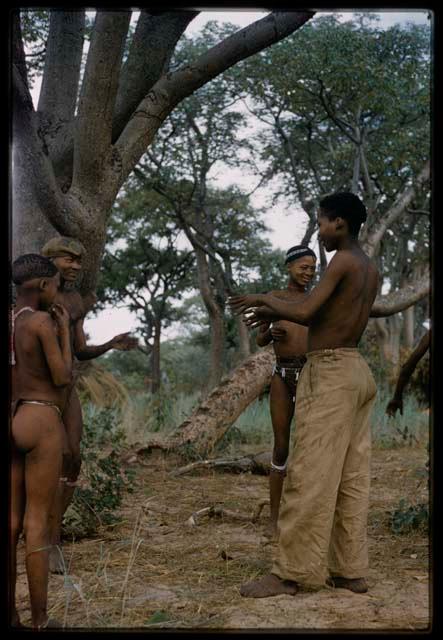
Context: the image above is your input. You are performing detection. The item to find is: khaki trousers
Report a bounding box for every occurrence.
[272,348,377,586]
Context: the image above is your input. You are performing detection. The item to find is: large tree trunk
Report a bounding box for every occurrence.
[11,141,57,259]
[150,319,161,393]
[208,309,225,392]
[194,247,225,391]
[373,315,403,375]
[236,316,251,361]
[168,345,274,457]
[13,10,316,289]
[403,303,415,350]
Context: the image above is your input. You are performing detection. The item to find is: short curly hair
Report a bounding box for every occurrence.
[12,253,58,285]
[319,192,367,236]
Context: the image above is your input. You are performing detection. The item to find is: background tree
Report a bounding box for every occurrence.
[130,26,277,389]
[232,14,430,369]
[96,189,194,392]
[160,16,431,455]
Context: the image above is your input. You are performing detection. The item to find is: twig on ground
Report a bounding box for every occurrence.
[186,501,269,527]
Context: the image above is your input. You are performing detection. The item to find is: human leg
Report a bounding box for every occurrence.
[328,357,377,585]
[10,446,25,627]
[15,405,64,628]
[13,404,64,626]
[265,373,294,539]
[49,387,83,573]
[271,354,365,586]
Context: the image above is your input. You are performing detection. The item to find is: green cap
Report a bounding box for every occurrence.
[41,236,86,258]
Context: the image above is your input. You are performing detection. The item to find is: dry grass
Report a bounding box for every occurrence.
[76,362,129,409]
[14,444,430,630]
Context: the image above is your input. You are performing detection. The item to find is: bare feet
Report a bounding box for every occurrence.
[240,573,298,598]
[327,576,368,593]
[36,617,63,629]
[49,545,66,574]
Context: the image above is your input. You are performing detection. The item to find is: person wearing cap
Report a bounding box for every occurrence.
[41,236,138,573]
[256,245,316,541]
[229,192,379,598]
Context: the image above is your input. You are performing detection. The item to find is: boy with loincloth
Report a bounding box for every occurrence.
[229,192,379,598]
[40,236,139,573]
[10,254,72,628]
[256,245,316,539]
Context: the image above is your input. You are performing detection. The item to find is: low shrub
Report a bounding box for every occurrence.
[62,405,135,539]
[390,498,429,534]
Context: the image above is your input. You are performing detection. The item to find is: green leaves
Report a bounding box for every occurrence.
[62,405,135,538]
[391,498,428,534]
[145,610,171,625]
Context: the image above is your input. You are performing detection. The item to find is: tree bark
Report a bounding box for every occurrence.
[112,11,199,141]
[362,160,430,258]
[113,12,315,193]
[194,247,225,391]
[403,300,415,349]
[150,318,162,393]
[373,316,402,373]
[72,10,131,199]
[237,316,251,361]
[169,345,274,456]
[37,10,85,188]
[370,270,429,317]
[12,12,80,259]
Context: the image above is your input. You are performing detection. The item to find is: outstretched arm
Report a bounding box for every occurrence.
[73,317,138,361]
[386,330,430,416]
[229,254,348,326]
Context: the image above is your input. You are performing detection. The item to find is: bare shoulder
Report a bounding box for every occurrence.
[268,289,300,300]
[57,289,86,320]
[329,249,375,274]
[28,311,54,333]
[328,250,355,270]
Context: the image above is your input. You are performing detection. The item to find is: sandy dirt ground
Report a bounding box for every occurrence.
[14,444,430,631]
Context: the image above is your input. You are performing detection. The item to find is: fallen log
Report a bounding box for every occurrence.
[186,499,270,527]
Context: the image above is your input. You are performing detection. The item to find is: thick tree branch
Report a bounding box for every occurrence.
[362,160,430,257]
[13,24,82,237]
[37,12,85,153]
[72,10,131,197]
[112,11,199,141]
[370,270,430,317]
[114,11,315,191]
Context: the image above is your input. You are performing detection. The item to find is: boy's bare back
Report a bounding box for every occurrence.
[14,311,70,411]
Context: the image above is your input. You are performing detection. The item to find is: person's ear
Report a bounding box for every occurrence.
[39,278,48,291]
[335,217,345,231]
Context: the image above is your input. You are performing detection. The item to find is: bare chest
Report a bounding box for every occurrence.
[55,291,84,324]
